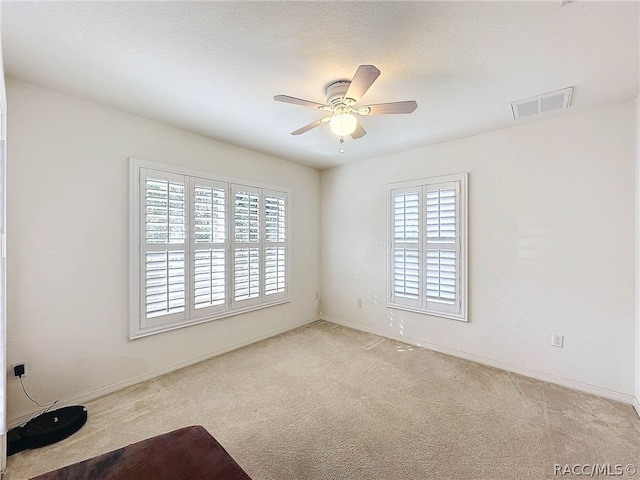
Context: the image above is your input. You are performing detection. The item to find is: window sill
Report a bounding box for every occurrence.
[130,298,291,340]
[386,302,468,322]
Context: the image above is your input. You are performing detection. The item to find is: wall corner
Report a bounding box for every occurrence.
[635,94,640,417]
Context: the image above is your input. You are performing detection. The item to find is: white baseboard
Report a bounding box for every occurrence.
[9,317,320,428]
[322,316,636,406]
[634,397,640,419]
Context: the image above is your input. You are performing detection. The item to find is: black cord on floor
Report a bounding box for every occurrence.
[19,375,59,413]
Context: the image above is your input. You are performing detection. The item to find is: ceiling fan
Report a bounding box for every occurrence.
[274,65,417,139]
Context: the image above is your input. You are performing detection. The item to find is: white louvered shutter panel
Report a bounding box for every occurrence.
[141,169,187,328]
[232,185,261,305]
[192,178,227,315]
[387,173,467,321]
[390,188,421,307]
[264,191,287,300]
[425,182,460,314]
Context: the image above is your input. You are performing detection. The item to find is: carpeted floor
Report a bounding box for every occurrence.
[6,320,640,480]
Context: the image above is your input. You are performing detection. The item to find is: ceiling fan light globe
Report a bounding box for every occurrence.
[330,113,357,136]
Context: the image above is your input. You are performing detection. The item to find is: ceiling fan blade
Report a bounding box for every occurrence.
[274,95,328,110]
[361,100,418,115]
[291,118,330,135]
[345,65,380,103]
[351,121,366,139]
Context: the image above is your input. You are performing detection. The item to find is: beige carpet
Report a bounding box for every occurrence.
[6,320,640,480]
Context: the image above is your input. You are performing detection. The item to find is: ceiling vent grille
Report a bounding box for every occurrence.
[510,87,573,119]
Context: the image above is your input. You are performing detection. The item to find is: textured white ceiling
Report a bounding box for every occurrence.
[2,1,639,169]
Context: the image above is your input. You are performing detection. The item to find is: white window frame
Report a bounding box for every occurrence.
[129,158,291,339]
[387,173,468,321]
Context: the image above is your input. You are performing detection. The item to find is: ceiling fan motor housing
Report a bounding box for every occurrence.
[326,81,356,108]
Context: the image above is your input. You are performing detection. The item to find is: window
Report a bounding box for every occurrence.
[129,158,290,338]
[387,173,468,321]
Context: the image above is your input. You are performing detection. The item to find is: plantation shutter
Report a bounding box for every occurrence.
[425,183,459,314]
[131,158,292,338]
[191,178,228,316]
[387,173,467,321]
[141,168,187,328]
[390,188,422,307]
[232,185,261,306]
[264,190,287,301]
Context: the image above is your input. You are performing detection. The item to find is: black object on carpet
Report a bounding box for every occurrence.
[29,425,252,480]
[9,406,87,456]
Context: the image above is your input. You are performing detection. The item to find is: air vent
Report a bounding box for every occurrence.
[510,87,573,119]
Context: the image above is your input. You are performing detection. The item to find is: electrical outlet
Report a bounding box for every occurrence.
[357,298,362,307]
[12,361,27,378]
[551,334,564,348]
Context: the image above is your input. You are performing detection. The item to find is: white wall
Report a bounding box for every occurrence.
[5,79,321,423]
[321,100,637,402]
